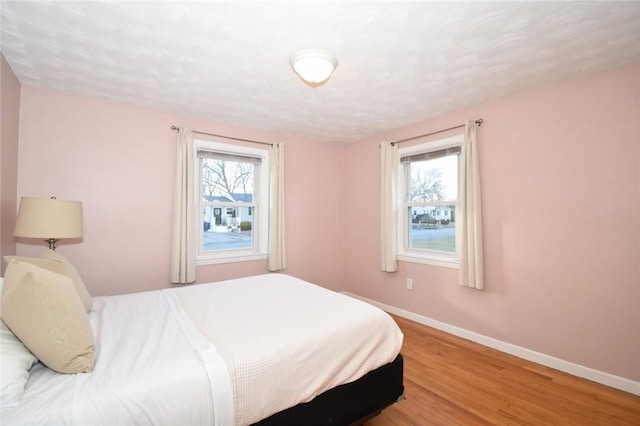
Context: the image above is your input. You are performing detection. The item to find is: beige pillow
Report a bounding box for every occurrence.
[4,251,92,312]
[1,260,94,374]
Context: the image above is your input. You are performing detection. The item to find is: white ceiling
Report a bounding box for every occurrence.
[2,1,639,145]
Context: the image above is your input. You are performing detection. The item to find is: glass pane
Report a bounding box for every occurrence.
[201,157,254,199]
[408,154,457,202]
[408,206,456,253]
[203,205,254,251]
[201,156,255,252]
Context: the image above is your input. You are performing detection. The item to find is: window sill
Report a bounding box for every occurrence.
[397,253,459,269]
[197,252,267,266]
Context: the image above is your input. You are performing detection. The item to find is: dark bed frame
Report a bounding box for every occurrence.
[253,354,404,426]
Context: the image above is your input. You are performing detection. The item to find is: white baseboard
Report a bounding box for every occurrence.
[342,291,640,396]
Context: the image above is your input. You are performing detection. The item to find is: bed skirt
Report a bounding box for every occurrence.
[253,354,404,425]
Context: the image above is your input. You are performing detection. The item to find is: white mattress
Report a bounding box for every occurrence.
[173,273,404,425]
[1,273,403,425]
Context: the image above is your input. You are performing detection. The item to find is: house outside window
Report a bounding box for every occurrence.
[196,140,269,264]
[398,134,464,268]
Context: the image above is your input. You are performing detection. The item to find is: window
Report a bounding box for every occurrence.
[398,134,464,268]
[196,140,269,264]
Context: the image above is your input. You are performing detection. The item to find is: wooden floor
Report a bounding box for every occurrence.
[365,315,640,426]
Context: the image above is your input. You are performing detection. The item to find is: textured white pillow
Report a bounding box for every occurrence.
[0,277,39,408]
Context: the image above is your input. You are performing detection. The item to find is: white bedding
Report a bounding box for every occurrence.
[1,289,216,425]
[173,273,404,425]
[1,273,403,425]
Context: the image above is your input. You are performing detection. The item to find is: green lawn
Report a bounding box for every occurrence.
[411,237,455,252]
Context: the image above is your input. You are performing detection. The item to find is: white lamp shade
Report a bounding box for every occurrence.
[290,48,337,84]
[14,197,83,239]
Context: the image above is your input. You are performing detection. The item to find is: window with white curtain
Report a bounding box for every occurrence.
[398,134,464,268]
[195,140,269,264]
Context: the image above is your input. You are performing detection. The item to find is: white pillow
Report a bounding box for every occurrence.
[0,277,39,408]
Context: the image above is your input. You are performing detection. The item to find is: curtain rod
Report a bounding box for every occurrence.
[391,119,483,146]
[170,125,273,146]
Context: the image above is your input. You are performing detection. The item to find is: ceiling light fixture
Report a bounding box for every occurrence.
[289,48,337,86]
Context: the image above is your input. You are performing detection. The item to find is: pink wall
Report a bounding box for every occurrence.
[16,86,346,296]
[344,62,640,382]
[0,54,21,272]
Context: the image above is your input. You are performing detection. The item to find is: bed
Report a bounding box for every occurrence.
[0,268,404,425]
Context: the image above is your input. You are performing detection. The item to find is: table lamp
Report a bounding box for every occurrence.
[14,196,83,250]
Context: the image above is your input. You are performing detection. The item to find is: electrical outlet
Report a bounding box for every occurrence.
[406,278,413,290]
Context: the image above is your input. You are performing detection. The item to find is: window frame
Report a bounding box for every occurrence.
[194,139,269,265]
[397,134,465,269]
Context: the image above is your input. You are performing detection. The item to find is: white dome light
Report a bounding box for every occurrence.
[290,48,338,85]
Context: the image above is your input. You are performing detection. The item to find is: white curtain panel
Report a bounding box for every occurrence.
[267,143,286,271]
[460,120,485,290]
[170,127,197,284]
[380,141,399,272]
